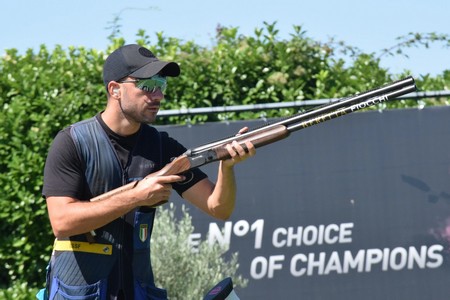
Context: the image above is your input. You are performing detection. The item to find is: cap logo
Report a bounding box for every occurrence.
[139,47,155,58]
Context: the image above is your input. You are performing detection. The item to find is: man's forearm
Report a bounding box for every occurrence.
[207,162,237,220]
[46,193,138,238]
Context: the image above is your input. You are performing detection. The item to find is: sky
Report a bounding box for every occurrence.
[1,0,449,77]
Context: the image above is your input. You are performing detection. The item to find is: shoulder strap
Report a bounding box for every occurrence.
[69,117,123,196]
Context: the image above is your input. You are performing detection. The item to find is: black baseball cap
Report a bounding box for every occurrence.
[103,44,180,87]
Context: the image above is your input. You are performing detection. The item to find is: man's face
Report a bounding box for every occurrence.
[117,76,166,124]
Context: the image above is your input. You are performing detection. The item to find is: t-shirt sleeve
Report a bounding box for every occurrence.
[160,132,208,196]
[42,128,88,199]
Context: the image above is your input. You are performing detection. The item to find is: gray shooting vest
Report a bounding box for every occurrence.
[47,117,168,300]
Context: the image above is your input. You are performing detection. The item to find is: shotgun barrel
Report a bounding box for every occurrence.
[186,76,417,166]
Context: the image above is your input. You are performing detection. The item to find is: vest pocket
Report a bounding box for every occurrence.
[48,276,107,300]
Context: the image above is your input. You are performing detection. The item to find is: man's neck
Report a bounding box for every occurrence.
[100,110,141,137]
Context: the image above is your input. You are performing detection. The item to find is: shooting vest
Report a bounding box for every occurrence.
[47,117,168,300]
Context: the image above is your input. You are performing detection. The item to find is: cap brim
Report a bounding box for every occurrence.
[130,61,180,78]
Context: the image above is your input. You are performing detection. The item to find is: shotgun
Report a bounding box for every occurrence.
[91,76,417,207]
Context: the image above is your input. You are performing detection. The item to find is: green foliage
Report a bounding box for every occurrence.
[379,32,450,59]
[0,45,105,287]
[151,204,247,299]
[0,21,448,292]
[154,23,450,123]
[0,282,39,300]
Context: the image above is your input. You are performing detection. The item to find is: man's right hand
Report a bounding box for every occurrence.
[130,174,185,207]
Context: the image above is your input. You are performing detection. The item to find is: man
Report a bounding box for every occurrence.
[41,44,255,299]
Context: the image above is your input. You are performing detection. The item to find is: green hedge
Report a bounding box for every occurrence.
[0,45,106,286]
[0,23,448,289]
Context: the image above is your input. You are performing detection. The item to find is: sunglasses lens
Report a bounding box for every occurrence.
[136,75,167,93]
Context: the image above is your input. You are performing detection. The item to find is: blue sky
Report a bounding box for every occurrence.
[2,0,448,76]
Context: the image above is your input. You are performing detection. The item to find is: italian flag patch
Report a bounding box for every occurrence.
[139,224,148,242]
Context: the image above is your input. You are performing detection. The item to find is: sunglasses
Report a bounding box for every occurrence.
[119,75,167,93]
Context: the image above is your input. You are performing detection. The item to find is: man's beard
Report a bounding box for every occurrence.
[119,101,158,124]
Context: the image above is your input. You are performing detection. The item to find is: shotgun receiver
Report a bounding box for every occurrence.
[91,76,417,206]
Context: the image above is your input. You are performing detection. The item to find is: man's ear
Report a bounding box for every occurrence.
[108,82,120,97]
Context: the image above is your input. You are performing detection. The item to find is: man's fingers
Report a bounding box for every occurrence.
[244,140,256,156]
[236,126,249,136]
[147,174,185,184]
[231,141,247,156]
[161,174,186,183]
[226,141,254,160]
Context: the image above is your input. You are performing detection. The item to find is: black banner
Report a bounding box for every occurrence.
[157,106,450,299]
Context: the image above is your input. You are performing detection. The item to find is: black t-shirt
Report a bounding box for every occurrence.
[43,114,207,200]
